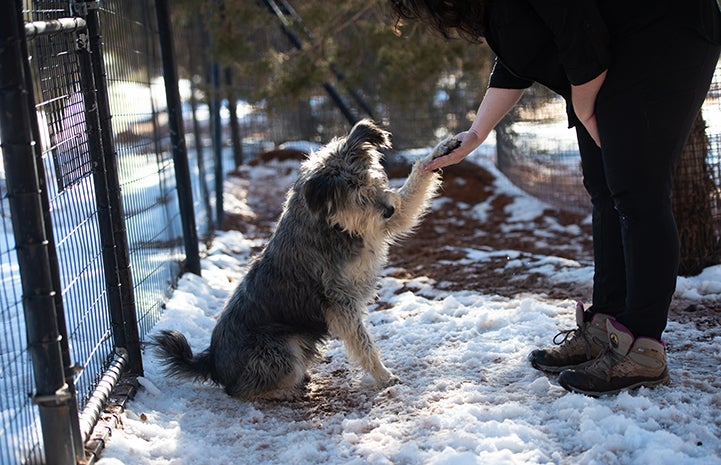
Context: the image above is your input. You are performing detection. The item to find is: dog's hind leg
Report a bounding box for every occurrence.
[326,306,398,387]
[223,336,312,400]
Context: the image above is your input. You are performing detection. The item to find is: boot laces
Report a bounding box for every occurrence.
[552,328,578,346]
[586,347,624,381]
[552,326,602,359]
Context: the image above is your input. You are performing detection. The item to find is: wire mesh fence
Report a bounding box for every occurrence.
[0,195,44,465]
[27,0,116,418]
[494,65,721,275]
[100,0,186,343]
[1,0,224,463]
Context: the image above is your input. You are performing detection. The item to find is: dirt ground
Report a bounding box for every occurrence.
[224,152,720,335]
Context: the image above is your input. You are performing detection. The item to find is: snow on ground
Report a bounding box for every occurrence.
[96,150,721,465]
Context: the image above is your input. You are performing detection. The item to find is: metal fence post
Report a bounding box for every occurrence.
[155,0,201,275]
[0,2,78,464]
[22,17,86,465]
[79,0,145,375]
[210,60,225,229]
[74,6,129,358]
[187,21,214,231]
[225,67,243,167]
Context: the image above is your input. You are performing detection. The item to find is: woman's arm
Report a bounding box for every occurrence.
[424,86,525,171]
[572,69,607,147]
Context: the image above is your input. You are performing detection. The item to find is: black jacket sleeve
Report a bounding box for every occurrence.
[488,57,534,89]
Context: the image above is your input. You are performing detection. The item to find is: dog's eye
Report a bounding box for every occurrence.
[382,205,395,219]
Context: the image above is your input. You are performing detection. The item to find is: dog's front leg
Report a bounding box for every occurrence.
[385,138,457,236]
[326,306,399,386]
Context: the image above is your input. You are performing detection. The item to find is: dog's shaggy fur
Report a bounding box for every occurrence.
[152,119,453,399]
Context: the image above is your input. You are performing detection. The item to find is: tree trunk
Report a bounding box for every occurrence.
[672,112,721,276]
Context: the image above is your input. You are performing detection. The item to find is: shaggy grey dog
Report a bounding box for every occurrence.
[153,119,454,399]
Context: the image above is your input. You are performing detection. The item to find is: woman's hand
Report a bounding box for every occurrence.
[423,129,482,171]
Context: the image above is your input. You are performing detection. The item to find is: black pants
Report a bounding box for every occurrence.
[576,20,721,340]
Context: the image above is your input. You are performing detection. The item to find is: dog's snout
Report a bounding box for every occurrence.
[382,204,395,218]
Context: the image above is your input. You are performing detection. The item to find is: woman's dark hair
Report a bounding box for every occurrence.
[389,0,487,42]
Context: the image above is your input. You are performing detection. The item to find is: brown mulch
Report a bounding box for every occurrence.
[383,160,594,300]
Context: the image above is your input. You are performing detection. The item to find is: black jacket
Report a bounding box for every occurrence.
[481,0,721,125]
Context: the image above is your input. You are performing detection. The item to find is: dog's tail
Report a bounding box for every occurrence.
[151,330,215,383]
[342,119,391,155]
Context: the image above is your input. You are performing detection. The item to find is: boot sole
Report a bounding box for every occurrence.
[559,369,671,397]
[531,358,596,374]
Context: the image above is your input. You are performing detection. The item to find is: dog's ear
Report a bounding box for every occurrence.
[303,173,345,218]
[341,119,391,159]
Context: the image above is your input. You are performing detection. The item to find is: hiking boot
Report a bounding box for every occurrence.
[558,318,670,396]
[529,302,611,373]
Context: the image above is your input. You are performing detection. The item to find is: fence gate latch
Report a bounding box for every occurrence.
[32,383,73,406]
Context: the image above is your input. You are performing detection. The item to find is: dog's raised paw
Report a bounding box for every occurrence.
[431,137,461,160]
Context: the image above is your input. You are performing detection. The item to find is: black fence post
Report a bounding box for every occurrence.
[189,63,214,232]
[155,0,201,275]
[0,2,78,464]
[225,67,243,167]
[22,18,86,465]
[80,1,145,375]
[210,60,225,229]
[75,7,129,355]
